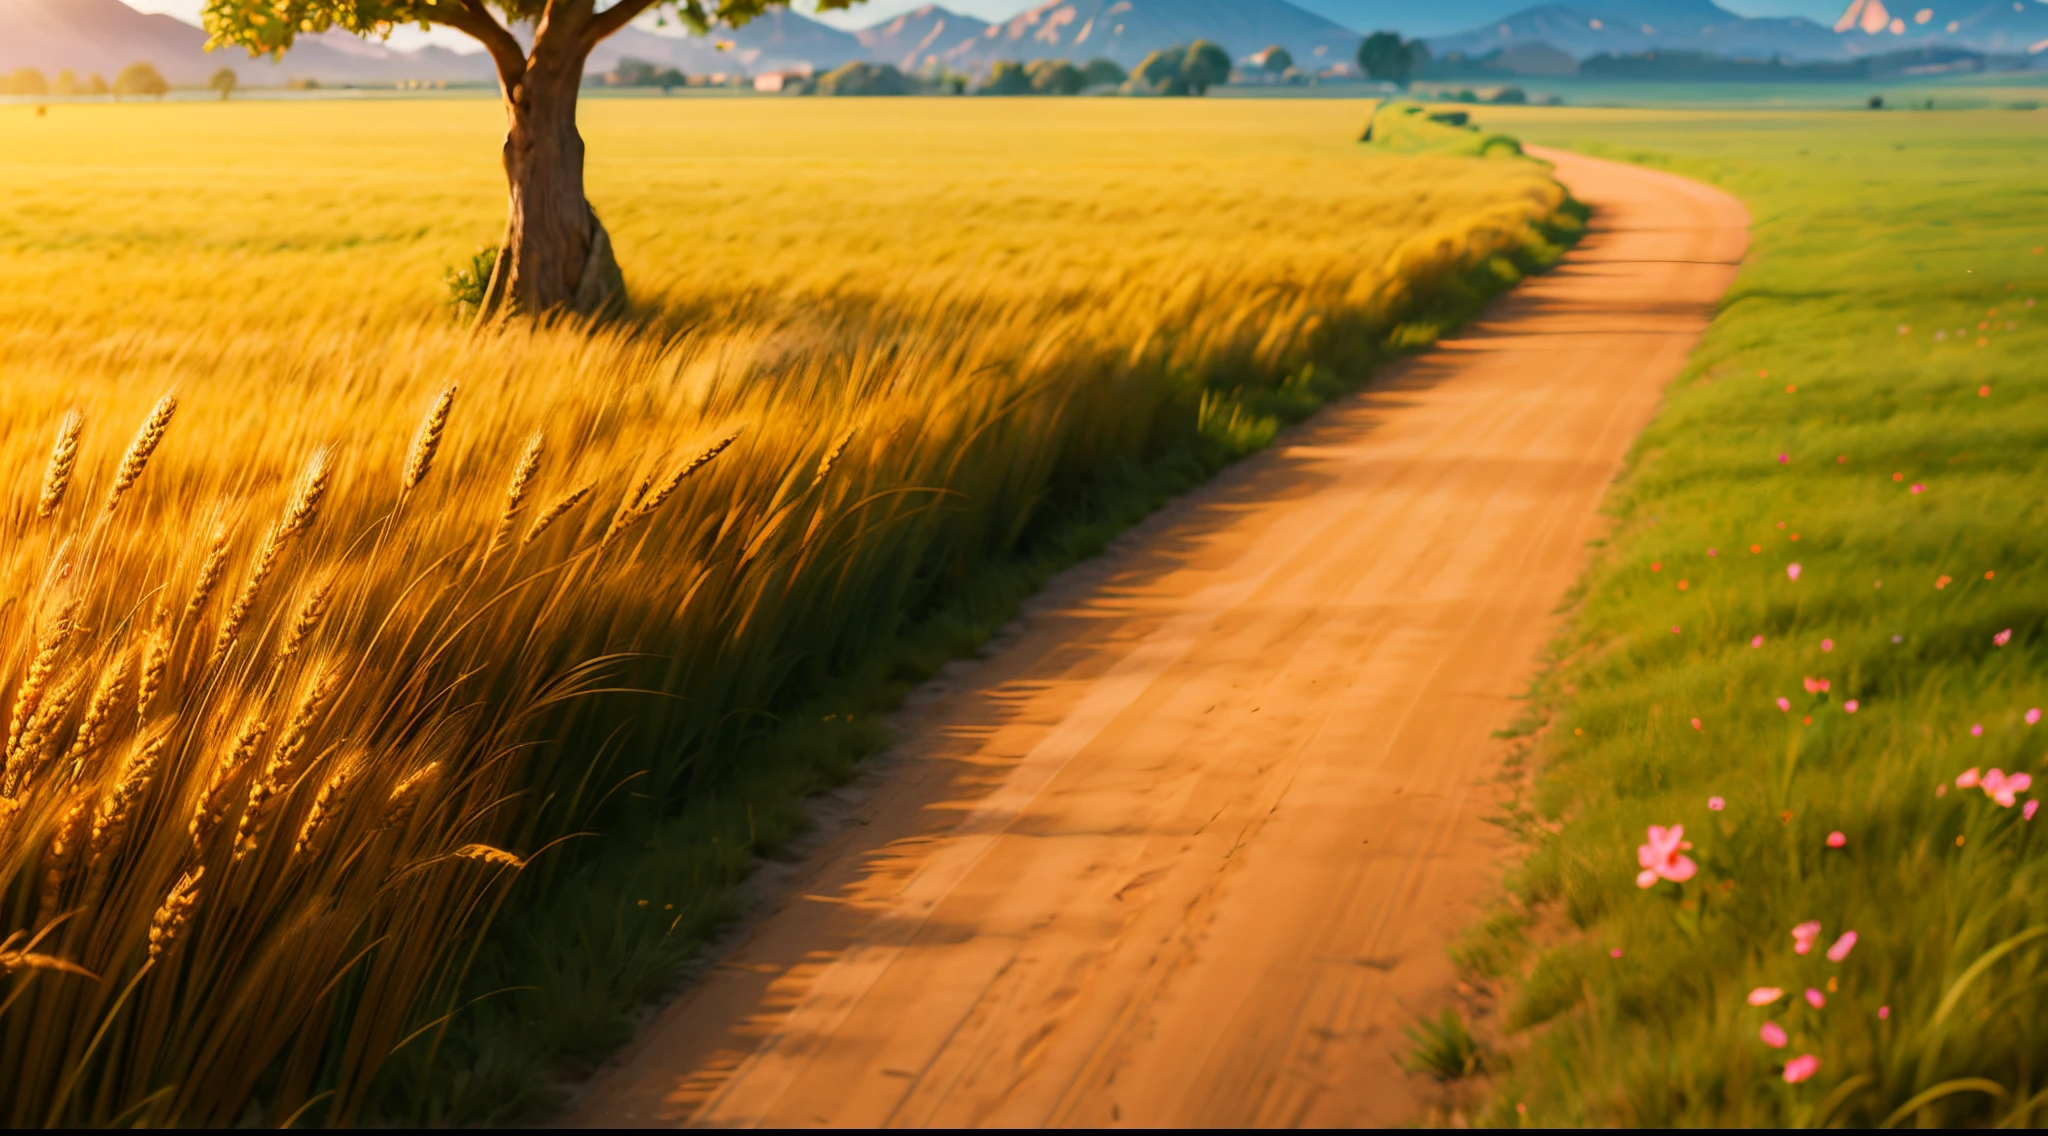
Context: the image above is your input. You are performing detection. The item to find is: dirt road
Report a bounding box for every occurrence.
[568,150,1748,1128]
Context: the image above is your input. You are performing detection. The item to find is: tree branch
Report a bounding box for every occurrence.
[583,0,665,47]
[435,0,530,88]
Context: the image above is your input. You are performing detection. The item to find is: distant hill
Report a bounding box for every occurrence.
[966,0,1363,68]
[856,5,995,70]
[1427,0,2048,62]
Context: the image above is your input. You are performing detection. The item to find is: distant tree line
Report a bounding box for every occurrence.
[5,63,171,98]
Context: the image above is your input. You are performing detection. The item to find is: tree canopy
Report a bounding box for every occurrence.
[113,63,169,99]
[209,68,238,99]
[1357,31,1419,87]
[1130,41,1233,97]
[1258,46,1294,74]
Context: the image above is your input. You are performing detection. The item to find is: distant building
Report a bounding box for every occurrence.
[752,66,812,92]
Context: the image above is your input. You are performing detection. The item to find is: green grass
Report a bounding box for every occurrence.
[1446,106,2048,1125]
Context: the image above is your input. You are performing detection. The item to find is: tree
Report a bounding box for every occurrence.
[1357,30,1417,87]
[113,62,169,99]
[201,1,869,324]
[815,61,908,95]
[7,68,49,97]
[210,67,238,99]
[1258,45,1294,75]
[1026,60,1085,95]
[88,73,111,96]
[1080,58,1126,89]
[1182,40,1231,94]
[979,60,1034,95]
[53,69,80,96]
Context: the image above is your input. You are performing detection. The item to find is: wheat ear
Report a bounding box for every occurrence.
[810,426,856,490]
[380,761,440,833]
[8,601,78,761]
[35,411,83,520]
[189,717,267,849]
[234,667,340,860]
[277,574,333,660]
[292,758,357,858]
[492,432,545,550]
[103,395,178,515]
[135,631,168,721]
[183,526,232,624]
[603,431,740,547]
[63,658,127,768]
[147,865,203,962]
[91,728,169,859]
[523,483,594,547]
[402,386,456,493]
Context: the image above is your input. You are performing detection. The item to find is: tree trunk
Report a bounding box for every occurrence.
[476,48,624,325]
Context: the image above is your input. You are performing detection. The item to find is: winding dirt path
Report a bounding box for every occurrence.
[568,150,1748,1129]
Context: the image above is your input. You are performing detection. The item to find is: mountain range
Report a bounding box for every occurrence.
[2,0,2043,87]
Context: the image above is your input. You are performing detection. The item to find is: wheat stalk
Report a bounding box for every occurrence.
[234,667,340,860]
[291,757,357,859]
[523,482,593,547]
[102,395,178,515]
[7,600,77,762]
[454,843,526,869]
[402,386,456,493]
[5,668,86,795]
[603,431,740,547]
[35,411,83,521]
[135,631,168,722]
[810,426,856,490]
[147,865,203,962]
[183,526,232,624]
[62,658,127,770]
[380,760,440,833]
[277,575,333,660]
[212,527,283,661]
[35,800,90,924]
[91,728,169,860]
[189,717,267,849]
[492,431,545,550]
[277,448,333,540]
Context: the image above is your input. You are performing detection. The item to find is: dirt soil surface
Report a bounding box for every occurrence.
[566,149,1749,1128]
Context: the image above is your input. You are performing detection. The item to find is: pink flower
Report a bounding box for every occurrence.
[1982,769,2033,808]
[1777,697,1792,712]
[1709,548,1719,557]
[1610,947,1624,958]
[1995,629,2013,647]
[1803,676,1830,694]
[1759,1021,1788,1048]
[1827,931,1858,962]
[1805,987,1826,1009]
[1822,638,1835,652]
[1793,921,1823,955]
[1787,563,1803,581]
[1752,635,1765,648]
[1826,831,1847,848]
[1747,986,1784,1006]
[1691,717,1703,731]
[1972,724,1985,737]
[1672,625,1682,635]
[1911,483,1925,495]
[1784,1054,1821,1083]
[1778,453,1789,465]
[1709,796,1726,811]
[1879,1005,1891,1020]
[2027,708,2042,726]
[1957,767,1982,789]
[1844,700,1860,713]
[2027,800,2040,821]
[1636,824,1697,887]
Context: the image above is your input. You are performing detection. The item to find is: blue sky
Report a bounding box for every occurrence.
[127,1,1856,48]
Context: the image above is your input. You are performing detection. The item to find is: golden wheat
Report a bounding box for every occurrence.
[34,411,81,521]
[103,394,178,515]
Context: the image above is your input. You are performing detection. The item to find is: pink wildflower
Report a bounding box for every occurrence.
[1610,947,1623,958]
[1972,724,1985,737]
[1844,699,1860,713]
[1747,986,1784,1006]
[1784,1054,1821,1084]
[1957,767,1982,789]
[1709,796,1726,811]
[1759,1021,1788,1048]
[1777,697,1792,712]
[1911,483,1925,495]
[2027,708,2042,726]
[1826,831,1847,848]
[1806,988,1826,1009]
[1983,769,2033,808]
[1994,629,2013,647]
[1752,635,1765,648]
[1827,931,1858,962]
[1793,921,1823,955]
[1787,563,1802,580]
[1803,676,1830,694]
[1691,717,1703,731]
[1778,453,1789,465]
[1879,1005,1891,1020]
[1636,824,1697,888]
[2027,800,2041,821]
[1822,638,1835,652]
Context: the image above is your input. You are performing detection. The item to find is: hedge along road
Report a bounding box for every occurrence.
[566,150,1749,1129]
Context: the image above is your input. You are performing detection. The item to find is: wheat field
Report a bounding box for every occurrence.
[0,96,1567,1124]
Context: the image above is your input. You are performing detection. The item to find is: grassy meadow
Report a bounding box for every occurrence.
[0,97,1573,1124]
[1431,106,2048,1125]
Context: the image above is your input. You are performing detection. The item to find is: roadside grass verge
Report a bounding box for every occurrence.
[0,99,1576,1125]
[1455,108,2048,1125]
